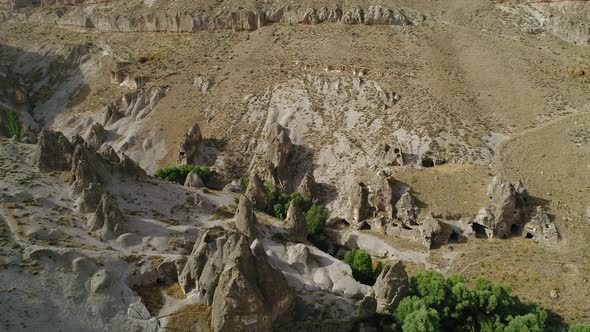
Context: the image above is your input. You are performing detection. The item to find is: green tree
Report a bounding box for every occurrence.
[402,306,441,332]
[570,325,590,332]
[305,204,327,236]
[395,270,547,332]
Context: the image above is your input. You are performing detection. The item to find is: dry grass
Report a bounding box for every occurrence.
[166,304,211,332]
[164,282,186,300]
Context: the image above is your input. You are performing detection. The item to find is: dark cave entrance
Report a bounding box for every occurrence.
[472,223,487,238]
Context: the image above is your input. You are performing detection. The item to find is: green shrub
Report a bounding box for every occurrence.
[395,270,548,332]
[263,182,312,219]
[1,109,21,138]
[154,165,212,184]
[402,306,441,332]
[570,325,590,332]
[343,249,382,285]
[305,204,327,236]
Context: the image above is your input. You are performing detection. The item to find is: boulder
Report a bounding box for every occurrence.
[178,229,294,331]
[245,172,269,211]
[297,172,317,200]
[522,206,559,244]
[87,193,126,241]
[284,200,308,242]
[184,171,205,188]
[33,129,74,172]
[234,196,259,241]
[178,123,203,165]
[194,76,213,94]
[372,261,409,315]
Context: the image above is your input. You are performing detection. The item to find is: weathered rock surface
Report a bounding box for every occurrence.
[194,75,213,94]
[178,123,202,165]
[297,172,317,200]
[74,182,104,213]
[284,200,308,242]
[178,229,295,331]
[376,143,405,167]
[102,87,166,126]
[418,212,442,249]
[87,193,126,241]
[523,206,559,244]
[245,172,269,211]
[69,140,109,193]
[2,5,425,34]
[473,176,528,239]
[373,261,409,315]
[85,122,106,149]
[396,192,419,228]
[346,171,400,229]
[184,171,205,188]
[234,196,259,241]
[264,123,293,191]
[33,129,74,172]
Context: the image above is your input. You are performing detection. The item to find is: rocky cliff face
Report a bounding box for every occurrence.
[0,4,425,33]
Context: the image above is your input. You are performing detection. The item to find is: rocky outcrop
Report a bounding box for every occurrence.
[85,122,106,149]
[3,5,425,34]
[395,192,419,228]
[472,176,528,239]
[87,193,126,241]
[69,140,108,194]
[234,196,258,241]
[376,143,405,166]
[102,86,166,126]
[33,129,74,172]
[184,171,205,188]
[372,261,409,315]
[178,229,295,331]
[346,171,400,229]
[177,123,202,165]
[418,213,443,249]
[297,172,317,200]
[522,206,559,244]
[74,182,104,213]
[264,123,293,191]
[284,200,308,242]
[194,75,213,94]
[245,172,269,211]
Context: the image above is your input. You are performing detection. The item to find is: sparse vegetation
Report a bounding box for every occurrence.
[395,270,548,332]
[1,108,22,138]
[343,249,382,285]
[154,165,212,184]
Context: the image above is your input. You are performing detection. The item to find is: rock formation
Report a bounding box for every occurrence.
[184,171,205,189]
[347,171,400,229]
[74,182,104,213]
[264,123,293,191]
[284,200,308,242]
[522,206,559,244]
[194,75,213,94]
[396,192,419,228]
[234,196,259,241]
[69,140,108,194]
[418,212,443,249]
[245,172,269,211]
[472,176,528,239]
[33,129,74,172]
[87,193,126,241]
[178,229,295,331]
[177,123,203,165]
[297,172,317,200]
[376,143,405,166]
[85,122,106,149]
[373,261,409,315]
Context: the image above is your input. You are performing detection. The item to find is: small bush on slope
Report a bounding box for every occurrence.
[154,165,212,184]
